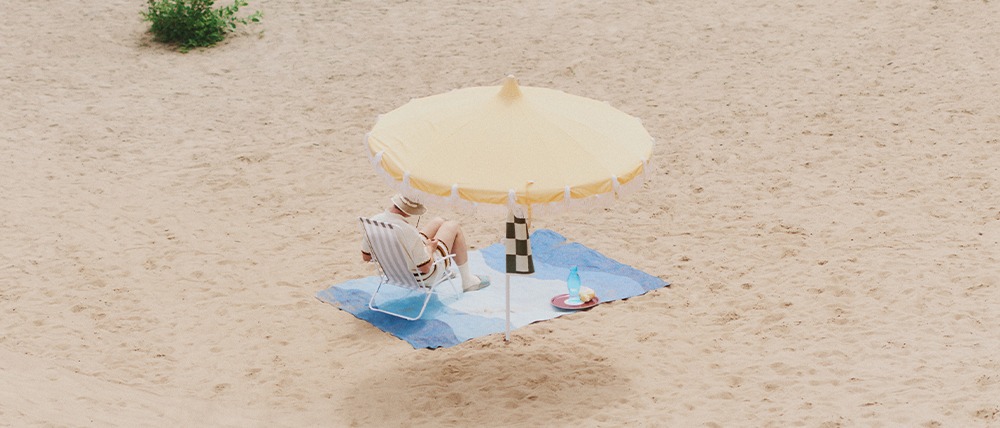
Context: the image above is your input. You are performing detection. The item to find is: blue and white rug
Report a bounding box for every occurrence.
[316,229,669,348]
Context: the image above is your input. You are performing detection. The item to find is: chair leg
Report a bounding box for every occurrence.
[367,261,457,320]
[368,281,434,321]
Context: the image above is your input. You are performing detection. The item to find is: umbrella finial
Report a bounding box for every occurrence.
[498,75,522,100]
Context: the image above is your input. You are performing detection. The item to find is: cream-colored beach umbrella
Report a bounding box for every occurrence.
[365,76,654,340]
[366,76,653,213]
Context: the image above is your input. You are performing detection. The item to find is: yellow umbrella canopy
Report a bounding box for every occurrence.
[366,76,654,213]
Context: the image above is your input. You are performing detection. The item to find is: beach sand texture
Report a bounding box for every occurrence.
[2,0,999,426]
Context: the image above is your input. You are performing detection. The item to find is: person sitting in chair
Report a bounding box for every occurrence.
[361,194,490,292]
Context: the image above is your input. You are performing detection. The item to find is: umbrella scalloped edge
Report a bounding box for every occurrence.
[366,142,656,217]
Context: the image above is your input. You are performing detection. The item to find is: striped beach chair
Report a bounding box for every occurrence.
[359,217,457,320]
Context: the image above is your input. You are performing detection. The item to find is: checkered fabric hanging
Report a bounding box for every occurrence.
[505,211,534,274]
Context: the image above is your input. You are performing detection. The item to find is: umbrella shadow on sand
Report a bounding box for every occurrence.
[340,335,630,426]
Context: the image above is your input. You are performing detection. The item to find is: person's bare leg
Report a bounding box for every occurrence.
[418,217,446,239]
[430,221,466,264]
[433,221,488,291]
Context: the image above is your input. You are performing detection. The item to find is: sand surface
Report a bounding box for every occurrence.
[2,0,999,426]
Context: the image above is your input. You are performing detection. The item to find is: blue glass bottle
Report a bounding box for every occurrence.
[566,266,583,305]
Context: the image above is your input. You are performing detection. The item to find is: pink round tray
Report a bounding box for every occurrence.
[551,294,600,310]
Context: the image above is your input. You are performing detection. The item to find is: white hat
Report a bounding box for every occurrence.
[391,194,426,216]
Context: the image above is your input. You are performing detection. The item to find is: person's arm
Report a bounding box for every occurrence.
[414,238,437,274]
[415,259,432,274]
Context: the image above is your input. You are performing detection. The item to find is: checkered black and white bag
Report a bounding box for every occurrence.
[504,211,534,274]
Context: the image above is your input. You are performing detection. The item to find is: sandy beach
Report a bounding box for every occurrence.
[2,0,999,426]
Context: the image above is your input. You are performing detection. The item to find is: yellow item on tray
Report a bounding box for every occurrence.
[579,286,596,303]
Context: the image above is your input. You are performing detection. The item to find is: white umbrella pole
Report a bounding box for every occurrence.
[505,273,511,341]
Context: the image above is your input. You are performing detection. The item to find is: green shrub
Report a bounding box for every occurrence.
[142,0,262,51]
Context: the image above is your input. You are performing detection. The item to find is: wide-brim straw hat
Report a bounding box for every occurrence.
[391,194,426,216]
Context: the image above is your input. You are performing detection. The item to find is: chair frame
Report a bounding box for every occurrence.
[359,217,457,320]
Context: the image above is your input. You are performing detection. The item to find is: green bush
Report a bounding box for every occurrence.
[142,0,262,51]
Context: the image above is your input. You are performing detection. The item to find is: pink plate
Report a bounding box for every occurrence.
[551,294,600,310]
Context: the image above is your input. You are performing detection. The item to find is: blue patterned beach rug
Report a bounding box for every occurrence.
[316,229,669,348]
